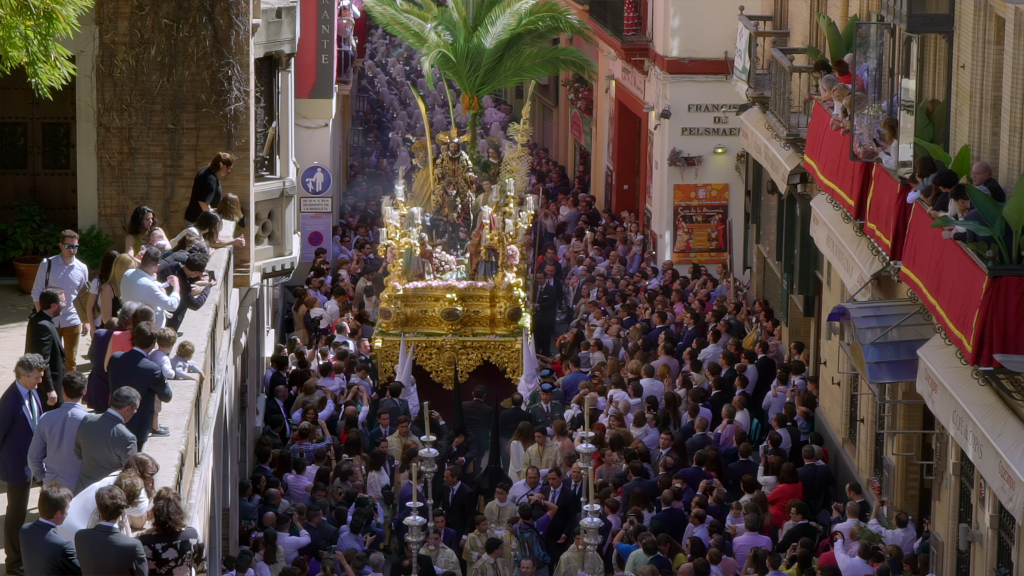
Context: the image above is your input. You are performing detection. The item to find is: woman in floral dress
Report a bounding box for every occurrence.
[139,488,202,576]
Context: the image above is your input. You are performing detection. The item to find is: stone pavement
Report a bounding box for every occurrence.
[0,282,91,574]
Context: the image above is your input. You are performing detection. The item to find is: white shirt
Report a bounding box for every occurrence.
[325,299,345,324]
[120,268,180,327]
[740,363,758,394]
[319,376,341,395]
[284,472,313,504]
[834,537,875,576]
[762,384,791,423]
[734,408,751,433]
[57,472,151,541]
[507,479,541,505]
[149,349,175,379]
[868,517,917,555]
[32,255,89,327]
[834,518,861,540]
[639,378,665,407]
[697,343,723,366]
[731,531,772,567]
[280,528,311,564]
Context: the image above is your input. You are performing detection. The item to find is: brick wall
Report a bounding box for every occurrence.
[92,0,253,249]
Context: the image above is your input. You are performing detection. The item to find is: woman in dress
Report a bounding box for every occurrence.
[103,302,156,371]
[85,250,119,330]
[507,421,534,481]
[125,205,167,259]
[139,488,201,576]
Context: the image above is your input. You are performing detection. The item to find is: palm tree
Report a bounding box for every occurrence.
[364,0,596,151]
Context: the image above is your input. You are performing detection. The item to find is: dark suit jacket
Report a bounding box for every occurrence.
[266,369,288,396]
[26,310,65,405]
[777,521,819,552]
[109,349,173,450]
[541,482,581,554]
[75,524,148,575]
[74,411,138,493]
[753,356,777,407]
[21,519,81,575]
[367,425,395,450]
[440,482,476,540]
[263,396,291,443]
[535,282,560,328]
[367,396,409,430]
[709,391,729,430]
[685,432,712,462]
[725,459,760,499]
[157,262,211,330]
[679,420,697,442]
[650,507,687,543]
[462,399,493,463]
[0,382,42,485]
[499,407,532,446]
[798,463,835,518]
[680,465,713,492]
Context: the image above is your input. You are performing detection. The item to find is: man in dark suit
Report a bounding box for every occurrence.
[752,341,777,422]
[108,321,173,451]
[366,410,394,449]
[620,461,659,506]
[776,501,818,553]
[846,482,871,523]
[367,381,409,428]
[534,265,561,355]
[724,443,760,499]
[440,465,476,542]
[684,417,712,459]
[462,385,493,474]
[74,385,139,493]
[680,451,714,492]
[650,489,687,543]
[75,485,148,575]
[264,384,292,444]
[21,483,81,576]
[25,287,66,411]
[499,392,532,470]
[1,354,47,576]
[652,431,681,474]
[265,355,289,395]
[540,467,580,567]
[708,379,730,431]
[798,445,834,519]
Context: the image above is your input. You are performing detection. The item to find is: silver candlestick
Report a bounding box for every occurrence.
[418,433,439,545]
[403,504,427,576]
[576,426,602,575]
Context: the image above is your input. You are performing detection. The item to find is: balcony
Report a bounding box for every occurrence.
[735,10,789,102]
[588,0,652,44]
[899,201,1024,369]
[766,46,814,142]
[803,103,872,219]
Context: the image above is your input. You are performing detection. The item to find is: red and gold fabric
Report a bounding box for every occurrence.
[803,104,872,220]
[864,164,912,261]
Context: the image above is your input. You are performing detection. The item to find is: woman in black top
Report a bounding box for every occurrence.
[184,152,234,223]
[139,487,201,576]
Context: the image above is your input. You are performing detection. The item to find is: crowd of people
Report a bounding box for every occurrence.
[0,154,249,576]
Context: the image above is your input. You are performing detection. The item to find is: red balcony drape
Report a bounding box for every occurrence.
[803,104,872,220]
[900,202,1024,368]
[864,164,912,261]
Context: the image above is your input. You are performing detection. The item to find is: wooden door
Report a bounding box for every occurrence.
[0,67,78,230]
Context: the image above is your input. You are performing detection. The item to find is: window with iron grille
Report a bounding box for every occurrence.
[956,450,975,576]
[254,55,280,180]
[996,502,1015,576]
[847,373,859,444]
[873,398,885,481]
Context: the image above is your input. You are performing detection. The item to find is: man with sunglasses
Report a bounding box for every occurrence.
[31,230,90,374]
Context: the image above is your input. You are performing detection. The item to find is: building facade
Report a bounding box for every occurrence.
[732,1,1024,574]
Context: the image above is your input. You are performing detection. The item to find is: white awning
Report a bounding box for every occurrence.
[809,194,883,301]
[739,106,804,192]
[917,335,1024,524]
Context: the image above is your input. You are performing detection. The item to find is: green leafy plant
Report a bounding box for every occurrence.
[854,525,884,546]
[0,198,61,263]
[806,14,860,63]
[76,225,115,271]
[931,174,1024,266]
[0,0,97,99]
[364,0,596,150]
[913,139,971,179]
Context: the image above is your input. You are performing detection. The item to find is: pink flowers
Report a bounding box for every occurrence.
[505,245,520,266]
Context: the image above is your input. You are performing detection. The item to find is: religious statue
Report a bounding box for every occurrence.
[432,139,475,251]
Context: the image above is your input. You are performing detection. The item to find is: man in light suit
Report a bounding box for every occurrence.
[74,386,139,493]
[461,385,493,474]
[1,354,48,576]
[25,287,66,412]
[21,483,81,575]
[108,321,173,450]
[29,371,89,491]
[75,485,149,575]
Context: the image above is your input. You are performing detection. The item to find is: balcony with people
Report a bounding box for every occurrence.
[797,47,1024,373]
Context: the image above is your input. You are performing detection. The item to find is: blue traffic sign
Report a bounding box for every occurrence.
[300,164,332,196]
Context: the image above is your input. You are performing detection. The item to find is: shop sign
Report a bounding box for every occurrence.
[680,127,741,137]
[614,59,645,99]
[571,109,584,143]
[734,22,752,85]
[671,184,730,265]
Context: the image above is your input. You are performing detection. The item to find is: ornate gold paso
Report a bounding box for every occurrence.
[375,333,523,390]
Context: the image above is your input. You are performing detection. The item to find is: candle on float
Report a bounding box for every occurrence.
[412,463,419,507]
[424,401,430,439]
[589,460,596,508]
[584,394,590,435]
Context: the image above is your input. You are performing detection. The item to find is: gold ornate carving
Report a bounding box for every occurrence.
[375,286,524,336]
[376,334,522,390]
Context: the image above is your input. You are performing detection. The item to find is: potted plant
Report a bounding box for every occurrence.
[0,198,61,292]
